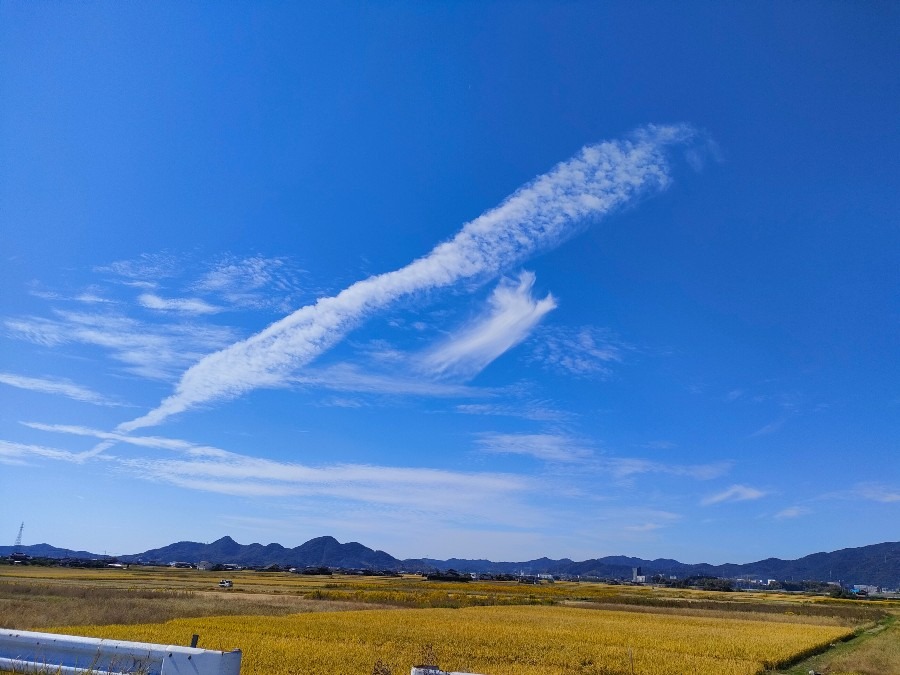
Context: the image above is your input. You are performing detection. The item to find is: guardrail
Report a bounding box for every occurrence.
[0,628,241,675]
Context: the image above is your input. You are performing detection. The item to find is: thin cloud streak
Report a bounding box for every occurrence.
[420,272,556,379]
[477,432,594,463]
[22,422,232,458]
[138,294,222,315]
[5,311,237,381]
[120,124,697,431]
[292,364,486,398]
[20,423,536,525]
[702,484,767,506]
[0,439,84,463]
[774,506,811,519]
[624,511,682,533]
[476,431,728,479]
[852,483,900,503]
[0,372,121,406]
[604,457,729,481]
[456,401,571,422]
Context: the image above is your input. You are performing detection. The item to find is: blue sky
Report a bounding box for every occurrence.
[1,2,898,565]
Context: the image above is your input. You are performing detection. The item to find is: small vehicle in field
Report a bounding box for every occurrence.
[218,579,233,588]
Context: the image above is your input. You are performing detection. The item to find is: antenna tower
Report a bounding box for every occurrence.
[14,522,23,549]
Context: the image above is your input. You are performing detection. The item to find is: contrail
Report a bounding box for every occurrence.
[119,124,697,431]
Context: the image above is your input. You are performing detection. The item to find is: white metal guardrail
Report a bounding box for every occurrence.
[0,628,241,675]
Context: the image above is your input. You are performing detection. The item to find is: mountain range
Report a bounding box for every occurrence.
[3,536,899,588]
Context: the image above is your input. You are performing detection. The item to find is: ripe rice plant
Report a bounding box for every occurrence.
[54,604,856,675]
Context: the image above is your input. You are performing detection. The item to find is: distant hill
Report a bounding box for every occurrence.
[121,535,400,570]
[7,537,900,588]
[0,543,101,559]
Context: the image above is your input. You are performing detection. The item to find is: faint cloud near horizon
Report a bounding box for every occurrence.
[774,506,811,520]
[749,417,788,437]
[702,484,767,506]
[851,483,900,503]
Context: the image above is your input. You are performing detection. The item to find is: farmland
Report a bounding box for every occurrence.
[1,566,897,674]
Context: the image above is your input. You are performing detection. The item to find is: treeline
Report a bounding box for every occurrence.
[2,556,126,569]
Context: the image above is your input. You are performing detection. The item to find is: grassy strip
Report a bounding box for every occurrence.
[773,614,899,675]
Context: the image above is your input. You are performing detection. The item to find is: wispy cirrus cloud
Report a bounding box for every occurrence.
[850,483,900,503]
[22,422,231,458]
[475,432,728,489]
[20,423,536,525]
[291,363,484,398]
[641,440,677,450]
[138,293,222,315]
[118,455,528,517]
[75,291,116,305]
[774,506,811,519]
[0,372,122,406]
[624,511,681,532]
[749,418,788,437]
[702,484,767,506]
[476,432,594,463]
[195,256,284,293]
[529,326,628,378]
[0,439,87,465]
[604,457,729,481]
[96,252,181,281]
[5,310,237,380]
[456,401,572,422]
[97,253,305,312]
[420,272,556,379]
[120,124,698,431]
[194,255,305,310]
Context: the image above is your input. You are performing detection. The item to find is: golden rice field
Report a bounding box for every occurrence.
[4,567,896,674]
[58,604,856,675]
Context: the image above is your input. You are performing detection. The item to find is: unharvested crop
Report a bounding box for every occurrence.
[57,605,855,675]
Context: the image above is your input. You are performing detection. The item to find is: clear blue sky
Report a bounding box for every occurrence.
[1,2,897,564]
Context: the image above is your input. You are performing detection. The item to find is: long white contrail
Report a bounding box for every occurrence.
[119,124,696,431]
